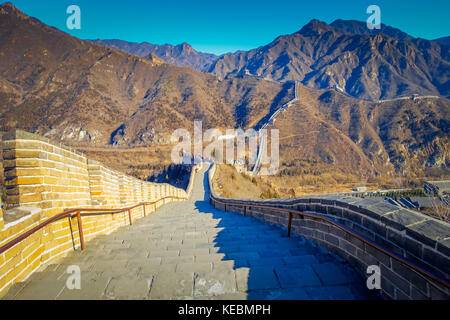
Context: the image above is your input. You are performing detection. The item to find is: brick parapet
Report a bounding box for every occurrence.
[0,130,190,298]
[208,164,450,300]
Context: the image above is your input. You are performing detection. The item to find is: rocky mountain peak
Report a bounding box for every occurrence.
[298,19,335,36]
[330,19,414,40]
[177,42,194,54]
[144,52,165,65]
[0,2,26,18]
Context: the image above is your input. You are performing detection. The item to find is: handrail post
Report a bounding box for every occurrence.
[143,204,146,217]
[68,216,76,251]
[128,209,132,225]
[244,206,247,216]
[76,210,86,251]
[287,212,293,237]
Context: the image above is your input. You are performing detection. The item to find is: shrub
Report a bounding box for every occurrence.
[260,189,280,199]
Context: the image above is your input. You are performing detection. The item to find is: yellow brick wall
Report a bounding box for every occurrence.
[0,130,190,298]
[150,183,156,201]
[0,200,3,230]
[3,132,91,217]
[119,174,134,206]
[87,160,122,208]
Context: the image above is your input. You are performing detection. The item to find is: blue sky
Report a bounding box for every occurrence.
[8,0,450,55]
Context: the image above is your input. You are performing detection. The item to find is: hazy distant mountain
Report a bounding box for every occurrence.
[329,19,414,40]
[91,39,218,71]
[434,36,450,45]
[206,19,450,100]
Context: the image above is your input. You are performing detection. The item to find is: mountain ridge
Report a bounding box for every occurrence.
[91,39,217,71]
[329,19,414,40]
[0,3,448,181]
[205,19,450,100]
[92,18,450,101]
[0,2,288,147]
[434,36,450,46]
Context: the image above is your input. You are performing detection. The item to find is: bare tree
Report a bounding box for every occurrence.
[430,198,450,223]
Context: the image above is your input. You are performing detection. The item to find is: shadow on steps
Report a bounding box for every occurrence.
[193,165,380,300]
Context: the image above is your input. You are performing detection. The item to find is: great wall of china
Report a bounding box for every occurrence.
[208,164,450,299]
[0,130,194,297]
[0,130,448,300]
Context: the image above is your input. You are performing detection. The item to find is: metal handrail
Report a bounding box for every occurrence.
[211,196,450,289]
[0,195,187,255]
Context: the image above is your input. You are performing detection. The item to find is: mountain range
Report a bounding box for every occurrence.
[206,19,450,101]
[95,19,450,101]
[270,85,449,181]
[0,2,289,146]
[0,2,448,180]
[91,39,217,71]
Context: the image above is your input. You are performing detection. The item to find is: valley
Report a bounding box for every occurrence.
[0,2,448,207]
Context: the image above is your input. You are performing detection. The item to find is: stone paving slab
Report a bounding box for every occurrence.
[104,275,150,300]
[196,253,226,262]
[311,262,361,286]
[139,264,177,277]
[247,257,286,267]
[236,267,280,291]
[1,283,27,300]
[193,270,237,297]
[56,273,111,300]
[304,285,356,300]
[176,262,212,273]
[99,267,141,279]
[283,255,319,266]
[14,279,66,300]
[180,248,210,256]
[148,272,194,300]
[127,257,162,268]
[275,265,321,288]
[162,256,194,265]
[213,260,235,270]
[248,288,310,300]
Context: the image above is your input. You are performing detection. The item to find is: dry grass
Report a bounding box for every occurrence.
[421,200,450,223]
[81,145,175,180]
[213,164,275,199]
[216,162,448,201]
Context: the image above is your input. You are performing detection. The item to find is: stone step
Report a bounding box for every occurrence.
[1,282,28,300]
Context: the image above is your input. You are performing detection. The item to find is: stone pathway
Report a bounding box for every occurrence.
[2,165,379,300]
